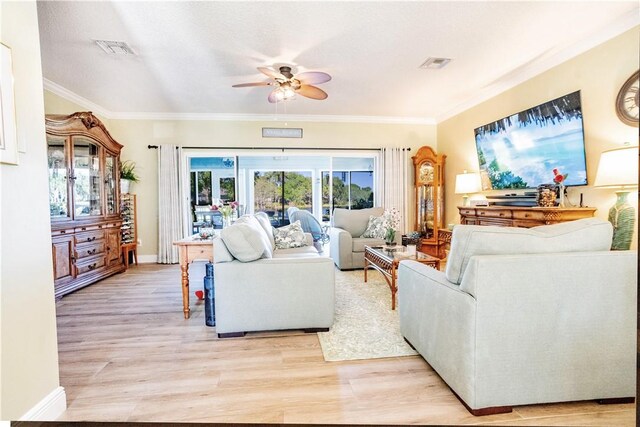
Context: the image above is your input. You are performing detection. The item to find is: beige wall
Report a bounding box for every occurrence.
[42,92,438,258]
[109,119,436,256]
[1,1,62,419]
[438,27,639,248]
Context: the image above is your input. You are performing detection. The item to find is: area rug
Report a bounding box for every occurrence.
[317,269,418,362]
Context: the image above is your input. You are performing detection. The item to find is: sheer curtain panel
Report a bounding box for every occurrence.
[381,148,410,233]
[157,144,184,263]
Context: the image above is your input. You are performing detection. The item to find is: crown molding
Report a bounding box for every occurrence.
[107,111,435,125]
[43,79,112,118]
[43,80,434,125]
[436,9,640,123]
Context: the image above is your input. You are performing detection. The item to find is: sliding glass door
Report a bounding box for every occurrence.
[254,171,312,226]
[183,150,378,235]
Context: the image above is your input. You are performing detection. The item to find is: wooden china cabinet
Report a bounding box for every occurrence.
[412,146,447,258]
[46,112,125,298]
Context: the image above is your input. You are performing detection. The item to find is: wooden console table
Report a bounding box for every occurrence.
[458,206,597,228]
[173,235,214,319]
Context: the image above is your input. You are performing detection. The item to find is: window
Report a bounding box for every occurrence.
[189,157,237,229]
[322,170,374,220]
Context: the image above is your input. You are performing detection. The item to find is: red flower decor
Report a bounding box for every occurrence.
[552,168,568,184]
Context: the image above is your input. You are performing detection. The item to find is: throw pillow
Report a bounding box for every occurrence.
[361,215,388,239]
[220,221,272,262]
[273,220,307,249]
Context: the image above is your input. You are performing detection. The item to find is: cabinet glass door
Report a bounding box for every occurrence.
[73,137,102,217]
[104,154,117,215]
[48,135,70,219]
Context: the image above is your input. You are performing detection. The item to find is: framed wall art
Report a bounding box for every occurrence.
[0,42,18,165]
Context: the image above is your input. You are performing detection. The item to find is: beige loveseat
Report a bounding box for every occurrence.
[213,213,335,338]
[329,207,386,270]
[398,218,636,415]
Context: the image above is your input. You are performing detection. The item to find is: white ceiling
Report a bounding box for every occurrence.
[37,1,639,123]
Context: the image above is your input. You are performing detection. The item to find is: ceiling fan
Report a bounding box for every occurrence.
[232,66,331,103]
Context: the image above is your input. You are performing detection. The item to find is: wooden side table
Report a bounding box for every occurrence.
[121,242,138,269]
[173,236,214,319]
[364,245,440,310]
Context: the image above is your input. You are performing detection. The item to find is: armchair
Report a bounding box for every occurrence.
[328,207,385,269]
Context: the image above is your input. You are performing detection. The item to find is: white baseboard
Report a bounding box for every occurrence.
[20,386,66,421]
[137,254,158,263]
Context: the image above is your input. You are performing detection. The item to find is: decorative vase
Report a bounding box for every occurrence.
[120,178,131,194]
[222,216,232,228]
[557,184,566,208]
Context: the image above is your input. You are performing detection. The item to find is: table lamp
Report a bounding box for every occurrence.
[594,145,638,250]
[455,171,482,207]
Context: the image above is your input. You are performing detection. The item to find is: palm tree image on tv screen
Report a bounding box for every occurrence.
[474,91,588,190]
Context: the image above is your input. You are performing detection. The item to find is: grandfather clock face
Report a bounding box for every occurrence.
[419,163,434,184]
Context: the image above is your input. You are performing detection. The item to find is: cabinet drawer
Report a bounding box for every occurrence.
[75,225,101,233]
[75,230,104,244]
[512,210,545,221]
[478,219,513,227]
[459,208,476,216]
[52,228,74,237]
[476,209,512,219]
[76,241,106,259]
[76,255,105,276]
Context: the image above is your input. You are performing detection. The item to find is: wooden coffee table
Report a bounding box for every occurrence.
[364,245,440,310]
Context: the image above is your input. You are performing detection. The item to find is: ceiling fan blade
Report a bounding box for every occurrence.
[258,67,286,80]
[296,84,328,100]
[295,71,332,85]
[232,82,272,88]
[267,89,279,103]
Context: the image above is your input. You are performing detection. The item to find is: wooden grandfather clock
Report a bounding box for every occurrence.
[413,146,446,258]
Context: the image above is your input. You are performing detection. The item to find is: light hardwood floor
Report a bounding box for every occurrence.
[56,263,635,425]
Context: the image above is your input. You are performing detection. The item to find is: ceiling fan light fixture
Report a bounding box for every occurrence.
[234,65,330,103]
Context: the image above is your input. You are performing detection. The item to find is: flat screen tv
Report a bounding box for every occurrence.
[474,90,587,190]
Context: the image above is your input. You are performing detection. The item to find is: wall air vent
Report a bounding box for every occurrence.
[419,57,451,69]
[94,40,136,56]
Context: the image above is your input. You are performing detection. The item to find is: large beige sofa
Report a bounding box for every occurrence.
[329,207,386,270]
[398,218,636,415]
[213,213,335,338]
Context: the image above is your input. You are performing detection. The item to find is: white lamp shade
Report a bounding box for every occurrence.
[594,146,639,188]
[455,172,482,194]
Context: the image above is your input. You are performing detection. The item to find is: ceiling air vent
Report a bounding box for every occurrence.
[94,40,136,56]
[419,57,451,69]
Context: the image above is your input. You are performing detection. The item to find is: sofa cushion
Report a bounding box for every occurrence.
[445,218,613,285]
[352,237,386,253]
[273,220,308,249]
[221,221,273,262]
[273,245,320,258]
[235,214,274,257]
[213,236,234,264]
[361,214,389,238]
[254,212,276,250]
[333,207,385,237]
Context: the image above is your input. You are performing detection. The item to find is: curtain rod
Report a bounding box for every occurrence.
[147,145,410,152]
